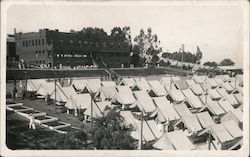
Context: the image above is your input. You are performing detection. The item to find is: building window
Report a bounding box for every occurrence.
[39,50,41,54]
[23,41,25,47]
[116,53,121,57]
[38,39,41,45]
[35,40,37,46]
[42,50,45,54]
[42,39,45,45]
[43,61,45,64]
[26,41,28,47]
[32,40,34,46]
[29,40,31,46]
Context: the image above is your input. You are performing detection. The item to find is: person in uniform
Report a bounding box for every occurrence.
[29,113,36,130]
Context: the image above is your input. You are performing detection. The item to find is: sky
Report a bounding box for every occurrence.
[6,3,244,67]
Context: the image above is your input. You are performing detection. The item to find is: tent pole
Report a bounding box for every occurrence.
[140,110,144,150]
[208,130,211,150]
[54,78,57,113]
[91,94,93,128]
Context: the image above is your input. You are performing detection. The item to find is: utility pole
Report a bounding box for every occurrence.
[24,70,27,89]
[54,78,57,113]
[208,130,211,150]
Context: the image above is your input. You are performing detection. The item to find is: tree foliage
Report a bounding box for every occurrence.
[133,28,162,65]
[85,107,136,150]
[203,61,218,67]
[219,58,235,66]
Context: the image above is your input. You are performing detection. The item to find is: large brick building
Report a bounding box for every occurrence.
[15,28,131,68]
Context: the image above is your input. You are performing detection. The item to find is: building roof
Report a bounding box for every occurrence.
[132,91,156,113]
[196,111,215,129]
[153,97,180,122]
[173,104,192,117]
[148,80,167,96]
[182,89,204,108]
[65,93,92,110]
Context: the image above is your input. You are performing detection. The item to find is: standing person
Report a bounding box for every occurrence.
[21,87,26,99]
[29,113,36,130]
[13,86,17,100]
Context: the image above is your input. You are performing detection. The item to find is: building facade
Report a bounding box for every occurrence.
[7,34,17,61]
[15,28,131,68]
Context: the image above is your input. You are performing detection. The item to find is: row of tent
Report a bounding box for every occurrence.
[25,74,243,150]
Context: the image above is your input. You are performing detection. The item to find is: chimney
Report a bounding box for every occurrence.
[14,28,16,34]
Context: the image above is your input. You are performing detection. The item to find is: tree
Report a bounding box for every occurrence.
[84,107,136,150]
[133,28,162,65]
[219,59,235,66]
[196,46,203,64]
[203,61,218,67]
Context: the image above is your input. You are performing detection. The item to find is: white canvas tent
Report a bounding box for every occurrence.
[131,120,161,142]
[65,93,92,110]
[132,77,151,92]
[120,110,137,127]
[94,86,117,101]
[160,130,196,150]
[218,100,234,112]
[27,79,46,92]
[196,111,215,129]
[50,84,77,102]
[36,82,54,97]
[84,101,111,119]
[116,85,133,94]
[152,134,175,150]
[101,81,116,87]
[159,77,177,91]
[86,79,102,93]
[173,80,189,90]
[202,101,226,116]
[217,88,238,106]
[233,93,243,104]
[207,89,221,100]
[71,79,88,91]
[219,82,234,93]
[186,80,204,95]
[168,89,186,103]
[174,114,203,133]
[131,91,156,114]
[153,97,180,123]
[119,78,136,87]
[193,75,206,84]
[182,89,203,109]
[148,80,167,96]
[111,91,136,107]
[215,75,230,82]
[173,104,192,117]
[221,108,243,128]
[222,120,242,139]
